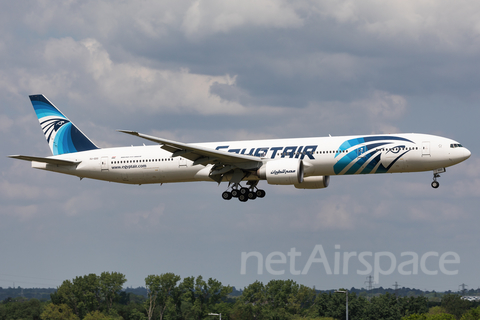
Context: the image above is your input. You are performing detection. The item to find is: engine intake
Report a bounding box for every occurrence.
[257,159,304,185]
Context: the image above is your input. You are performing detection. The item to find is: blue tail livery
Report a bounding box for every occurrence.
[29,94,99,155]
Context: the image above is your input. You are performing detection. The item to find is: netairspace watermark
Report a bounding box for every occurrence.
[241,245,460,284]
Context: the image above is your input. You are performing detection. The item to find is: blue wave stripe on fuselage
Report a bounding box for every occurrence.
[335,138,365,156]
[32,100,65,120]
[334,142,390,174]
[376,150,410,173]
[361,153,382,174]
[334,151,358,174]
[344,152,375,174]
[336,136,413,157]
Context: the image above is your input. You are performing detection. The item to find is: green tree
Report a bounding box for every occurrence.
[288,284,318,318]
[0,298,44,320]
[403,314,458,320]
[180,275,232,320]
[83,310,112,319]
[262,279,300,319]
[430,307,449,315]
[441,294,472,320]
[144,273,181,320]
[314,291,366,320]
[365,292,401,320]
[402,314,427,320]
[100,272,127,311]
[51,280,79,315]
[399,296,429,317]
[50,272,127,319]
[40,303,79,320]
[428,314,456,320]
[116,292,147,320]
[231,281,266,320]
[71,273,101,318]
[145,275,161,320]
[460,305,480,320]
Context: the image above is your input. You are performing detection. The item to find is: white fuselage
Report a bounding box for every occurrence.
[31,133,471,185]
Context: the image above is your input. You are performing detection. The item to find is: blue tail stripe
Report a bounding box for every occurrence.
[31,100,65,119]
[29,94,99,155]
[69,123,97,152]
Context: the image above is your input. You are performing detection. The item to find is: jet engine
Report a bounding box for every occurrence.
[257,159,304,185]
[294,175,330,189]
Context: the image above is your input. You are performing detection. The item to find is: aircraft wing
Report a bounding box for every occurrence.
[8,155,81,166]
[118,130,263,168]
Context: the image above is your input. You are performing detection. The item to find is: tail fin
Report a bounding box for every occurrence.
[29,94,99,155]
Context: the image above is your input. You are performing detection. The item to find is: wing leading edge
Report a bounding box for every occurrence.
[118,130,264,168]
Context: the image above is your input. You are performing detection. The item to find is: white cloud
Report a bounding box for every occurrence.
[308,195,359,230]
[123,204,166,230]
[301,90,407,135]
[7,37,250,115]
[0,115,13,133]
[182,0,303,38]
[265,52,362,81]
[406,201,466,222]
[451,157,480,197]
[61,190,104,217]
[354,90,407,121]
[0,205,38,222]
[311,0,480,51]
[0,179,46,201]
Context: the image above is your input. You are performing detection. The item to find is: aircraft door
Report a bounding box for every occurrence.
[179,157,187,167]
[357,146,367,158]
[101,156,109,171]
[422,141,430,156]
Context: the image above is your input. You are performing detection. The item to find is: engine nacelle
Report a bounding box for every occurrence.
[257,159,304,185]
[294,176,330,189]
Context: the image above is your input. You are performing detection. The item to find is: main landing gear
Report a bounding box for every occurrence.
[431,168,446,189]
[222,182,266,202]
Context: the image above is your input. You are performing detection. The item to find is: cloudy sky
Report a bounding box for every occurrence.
[1,0,479,292]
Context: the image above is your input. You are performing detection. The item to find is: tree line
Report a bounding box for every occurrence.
[0,272,479,320]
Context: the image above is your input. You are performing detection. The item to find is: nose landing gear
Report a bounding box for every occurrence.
[431,168,446,189]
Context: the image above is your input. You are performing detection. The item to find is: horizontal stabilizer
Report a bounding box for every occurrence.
[8,155,81,166]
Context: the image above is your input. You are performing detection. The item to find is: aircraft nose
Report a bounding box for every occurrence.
[454,147,471,162]
[463,147,472,161]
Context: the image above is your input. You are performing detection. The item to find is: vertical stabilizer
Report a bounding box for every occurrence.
[29,94,99,155]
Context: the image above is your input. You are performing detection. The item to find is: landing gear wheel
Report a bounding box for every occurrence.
[222,191,232,200]
[231,189,239,198]
[247,191,257,200]
[256,189,266,198]
[239,187,249,195]
[431,169,444,190]
[239,194,248,202]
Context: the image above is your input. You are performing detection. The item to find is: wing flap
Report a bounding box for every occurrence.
[9,155,81,166]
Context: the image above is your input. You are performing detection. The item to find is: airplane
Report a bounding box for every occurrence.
[9,94,471,202]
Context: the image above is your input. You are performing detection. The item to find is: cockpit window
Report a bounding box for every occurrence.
[450,143,464,148]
